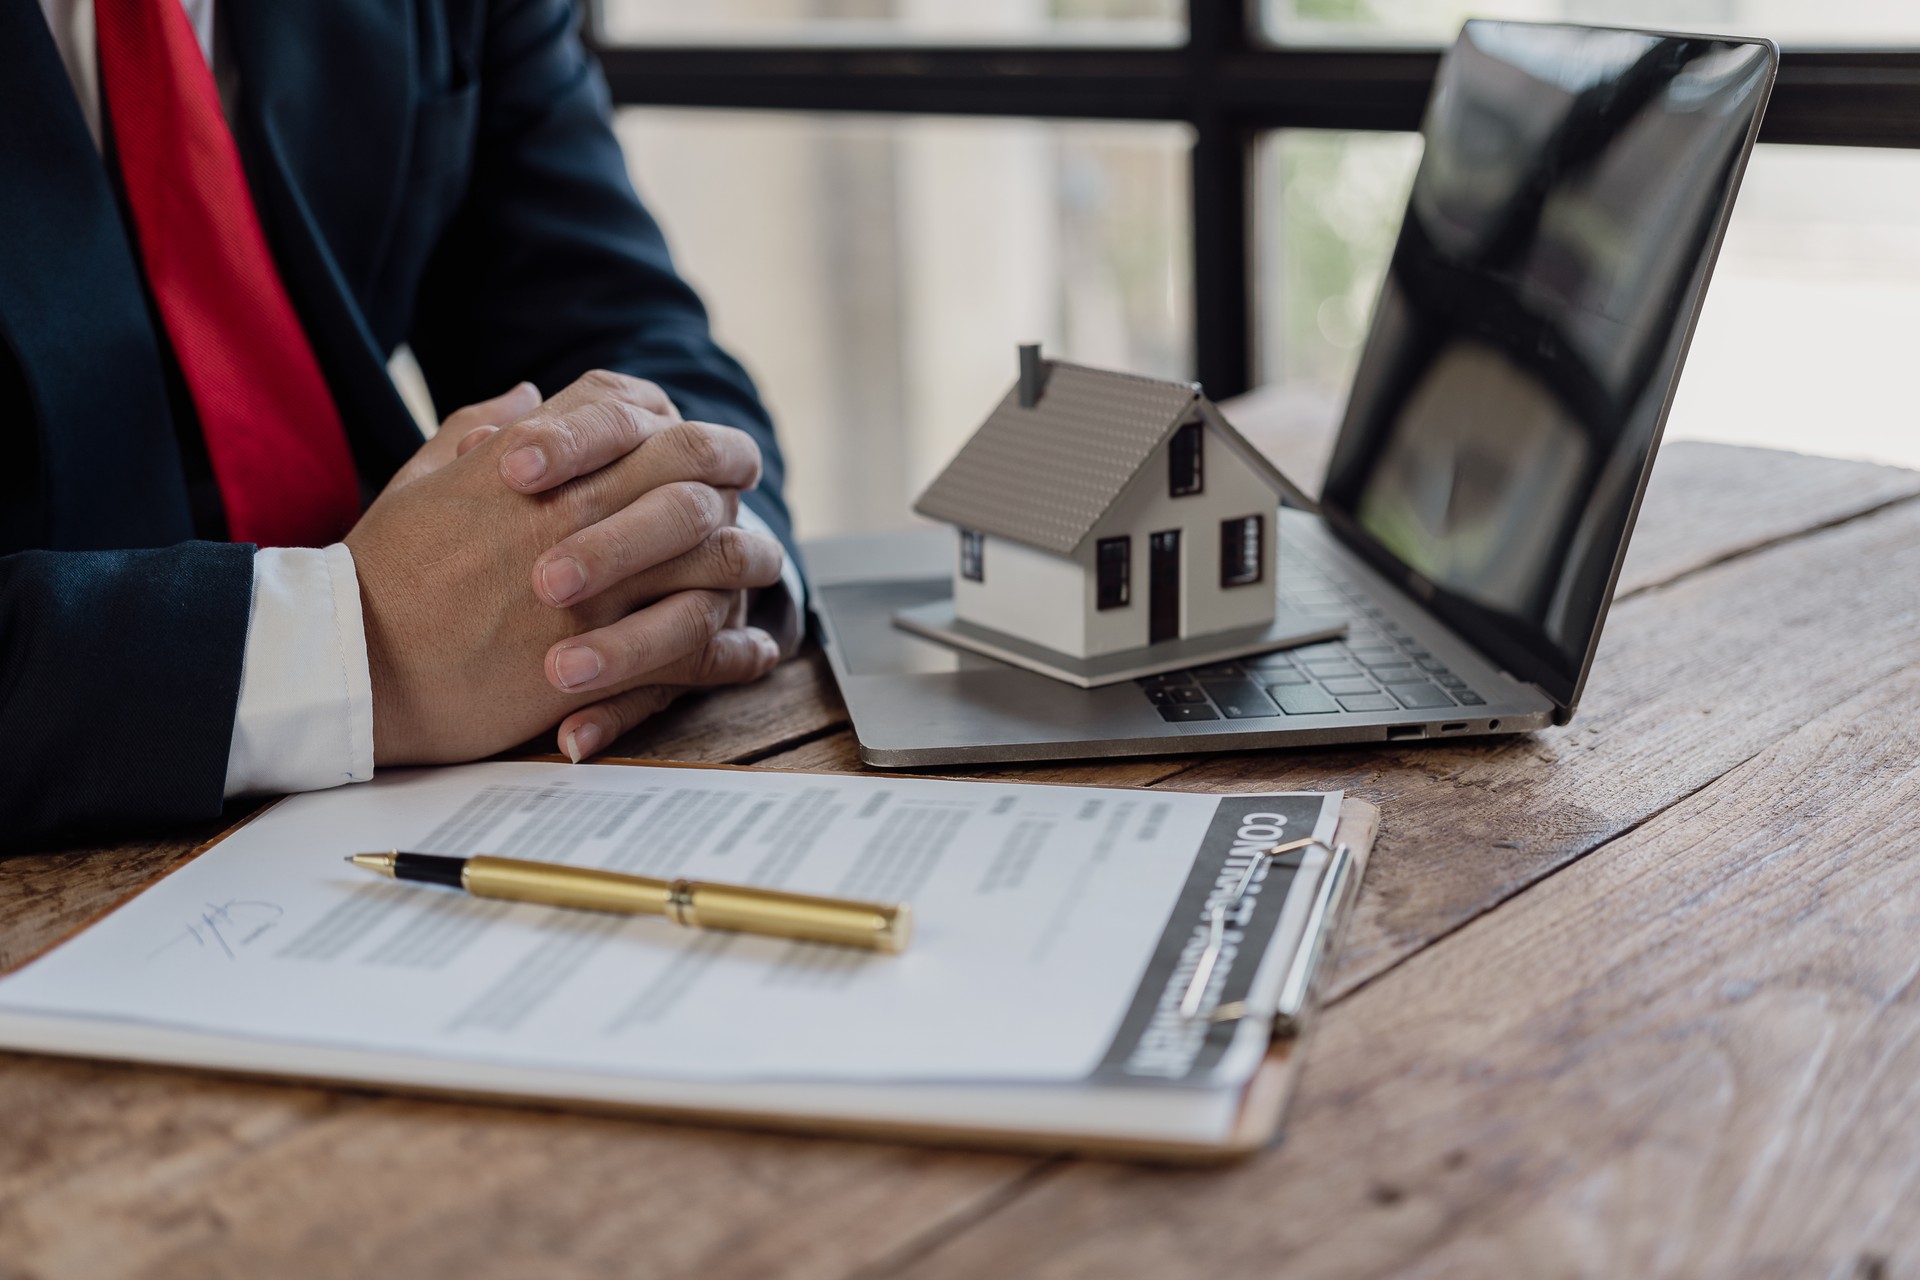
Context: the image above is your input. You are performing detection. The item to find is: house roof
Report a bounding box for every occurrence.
[912,360,1293,557]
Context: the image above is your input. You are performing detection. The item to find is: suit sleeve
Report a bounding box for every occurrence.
[406,0,796,559]
[0,543,252,850]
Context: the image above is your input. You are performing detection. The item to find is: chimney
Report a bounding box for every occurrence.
[1017,343,1047,408]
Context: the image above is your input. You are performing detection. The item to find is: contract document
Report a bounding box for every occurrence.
[0,762,1355,1153]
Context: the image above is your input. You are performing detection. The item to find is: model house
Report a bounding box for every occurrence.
[907,346,1308,673]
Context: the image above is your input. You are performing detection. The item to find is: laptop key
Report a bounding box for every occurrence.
[1435,672,1469,689]
[1169,685,1209,704]
[1262,671,1311,687]
[1321,677,1379,696]
[1242,652,1298,672]
[1201,680,1280,719]
[1273,684,1340,716]
[1146,688,1175,706]
[1387,682,1456,710]
[1302,660,1360,679]
[1193,662,1245,678]
[1456,691,1487,705]
[1336,693,1399,713]
[1142,671,1194,687]
[1290,642,1348,663]
[1365,663,1423,683]
[1159,704,1220,722]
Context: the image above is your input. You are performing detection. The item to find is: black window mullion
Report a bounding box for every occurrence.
[1188,0,1255,399]
[583,0,1920,412]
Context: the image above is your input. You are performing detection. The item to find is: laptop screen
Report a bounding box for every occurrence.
[1318,21,1775,714]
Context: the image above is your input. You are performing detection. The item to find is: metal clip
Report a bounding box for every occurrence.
[1178,836,1332,1021]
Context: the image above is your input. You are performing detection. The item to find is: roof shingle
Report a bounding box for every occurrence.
[911,362,1201,557]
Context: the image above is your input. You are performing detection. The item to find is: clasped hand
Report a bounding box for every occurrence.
[347,371,787,767]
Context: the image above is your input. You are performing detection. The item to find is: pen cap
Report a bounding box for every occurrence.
[678,882,912,955]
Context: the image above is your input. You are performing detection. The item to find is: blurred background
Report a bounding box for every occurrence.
[527,1,1920,538]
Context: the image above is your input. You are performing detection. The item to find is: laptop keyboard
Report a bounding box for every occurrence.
[1139,555,1487,724]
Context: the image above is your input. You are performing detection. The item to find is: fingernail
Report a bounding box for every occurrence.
[565,722,602,763]
[503,445,547,488]
[540,556,587,605]
[750,627,780,666]
[552,645,602,689]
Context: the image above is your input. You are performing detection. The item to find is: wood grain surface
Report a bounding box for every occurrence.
[893,664,1920,1280]
[5,432,1917,1280]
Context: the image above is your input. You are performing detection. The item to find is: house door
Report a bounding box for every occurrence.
[1149,530,1180,644]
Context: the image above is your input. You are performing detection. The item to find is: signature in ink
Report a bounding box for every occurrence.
[149,900,285,961]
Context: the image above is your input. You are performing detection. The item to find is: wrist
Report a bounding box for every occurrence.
[348,534,428,766]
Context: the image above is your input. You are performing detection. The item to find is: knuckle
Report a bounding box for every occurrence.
[496,418,544,454]
[579,368,628,397]
[507,415,578,463]
[602,699,643,736]
[687,638,728,684]
[709,526,752,582]
[664,481,723,544]
[625,686,680,723]
[680,591,729,652]
[610,618,664,677]
[661,421,725,476]
[630,378,672,414]
[582,369,671,414]
[570,400,645,460]
[706,590,736,634]
[565,525,622,585]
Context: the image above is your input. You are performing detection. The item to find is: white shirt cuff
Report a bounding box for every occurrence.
[735,503,807,655]
[224,544,376,798]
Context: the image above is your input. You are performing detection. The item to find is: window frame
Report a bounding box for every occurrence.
[959,529,984,583]
[584,3,1920,404]
[1219,513,1264,588]
[1096,535,1132,610]
[1168,421,1204,498]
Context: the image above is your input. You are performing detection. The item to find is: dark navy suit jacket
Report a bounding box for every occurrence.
[0,0,793,848]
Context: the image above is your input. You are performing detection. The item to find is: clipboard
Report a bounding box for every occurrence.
[2,758,1377,1165]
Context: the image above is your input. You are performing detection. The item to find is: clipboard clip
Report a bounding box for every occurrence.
[1179,838,1353,1037]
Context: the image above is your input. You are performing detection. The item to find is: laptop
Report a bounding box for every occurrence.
[808,20,1778,769]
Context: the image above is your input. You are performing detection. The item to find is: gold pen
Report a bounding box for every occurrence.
[346,852,911,955]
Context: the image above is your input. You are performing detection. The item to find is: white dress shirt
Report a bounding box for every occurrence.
[38,0,802,798]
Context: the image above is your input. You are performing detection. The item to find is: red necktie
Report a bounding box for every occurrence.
[95,0,362,547]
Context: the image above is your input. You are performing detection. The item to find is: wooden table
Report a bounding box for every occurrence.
[8,396,1920,1279]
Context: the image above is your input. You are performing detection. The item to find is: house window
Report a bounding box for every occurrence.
[960,530,984,582]
[1220,515,1263,587]
[1169,421,1203,497]
[1096,536,1131,610]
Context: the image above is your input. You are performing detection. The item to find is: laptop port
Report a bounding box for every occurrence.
[1386,725,1425,740]
[1439,722,1467,733]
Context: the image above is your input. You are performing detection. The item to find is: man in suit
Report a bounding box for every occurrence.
[3,0,804,847]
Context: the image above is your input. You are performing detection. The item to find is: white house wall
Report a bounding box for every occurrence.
[1080,417,1279,657]
[952,533,1089,655]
